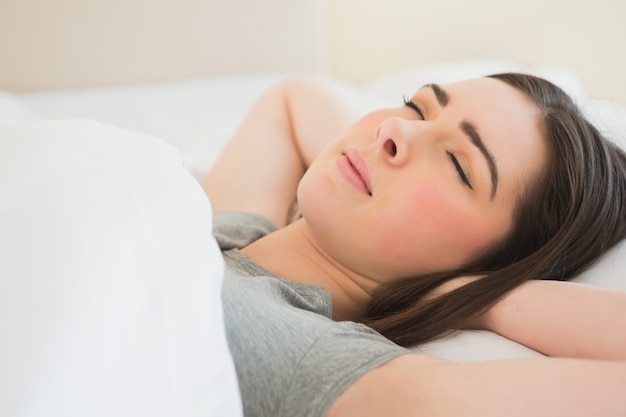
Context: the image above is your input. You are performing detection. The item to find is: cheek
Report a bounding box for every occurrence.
[374,184,507,272]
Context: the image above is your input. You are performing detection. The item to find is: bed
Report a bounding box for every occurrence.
[1,1,626,416]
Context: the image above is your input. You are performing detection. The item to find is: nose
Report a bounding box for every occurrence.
[376,116,417,167]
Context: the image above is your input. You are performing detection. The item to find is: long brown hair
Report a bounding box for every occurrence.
[363,73,626,347]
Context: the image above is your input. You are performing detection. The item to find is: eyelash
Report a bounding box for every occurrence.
[403,96,425,119]
[447,151,473,189]
[402,96,473,190]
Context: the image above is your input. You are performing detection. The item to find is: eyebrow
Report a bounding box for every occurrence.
[460,121,499,199]
[423,83,499,199]
[423,83,450,106]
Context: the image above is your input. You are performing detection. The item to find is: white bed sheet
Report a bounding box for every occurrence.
[0,120,242,416]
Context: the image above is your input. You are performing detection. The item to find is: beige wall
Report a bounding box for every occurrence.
[0,0,325,92]
[1,0,624,106]
[326,0,626,105]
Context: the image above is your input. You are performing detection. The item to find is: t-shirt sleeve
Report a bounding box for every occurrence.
[280,321,408,417]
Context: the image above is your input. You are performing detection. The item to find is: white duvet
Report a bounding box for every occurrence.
[0,120,242,417]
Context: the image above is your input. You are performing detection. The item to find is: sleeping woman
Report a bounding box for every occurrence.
[202,73,626,417]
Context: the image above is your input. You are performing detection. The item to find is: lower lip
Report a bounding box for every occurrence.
[336,155,370,195]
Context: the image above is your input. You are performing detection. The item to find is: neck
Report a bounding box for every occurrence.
[240,218,376,321]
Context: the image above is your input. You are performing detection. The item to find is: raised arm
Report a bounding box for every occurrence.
[328,353,626,417]
[480,279,626,360]
[333,279,626,416]
[201,77,361,227]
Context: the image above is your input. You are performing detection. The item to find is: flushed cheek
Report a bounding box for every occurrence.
[374,185,501,274]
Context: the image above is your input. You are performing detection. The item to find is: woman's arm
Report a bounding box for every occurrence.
[480,280,626,360]
[328,353,626,417]
[201,77,360,228]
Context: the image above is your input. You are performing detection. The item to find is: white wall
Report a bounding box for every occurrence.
[326,0,626,105]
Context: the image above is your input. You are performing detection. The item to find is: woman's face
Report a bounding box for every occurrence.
[297,77,547,284]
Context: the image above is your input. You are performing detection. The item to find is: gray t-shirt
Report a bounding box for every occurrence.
[215,212,408,417]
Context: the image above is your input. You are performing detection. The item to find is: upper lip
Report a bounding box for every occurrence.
[344,149,373,195]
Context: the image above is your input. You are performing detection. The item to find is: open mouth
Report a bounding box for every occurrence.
[337,150,373,196]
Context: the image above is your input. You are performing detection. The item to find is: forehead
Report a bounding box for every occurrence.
[443,77,536,111]
[440,77,547,201]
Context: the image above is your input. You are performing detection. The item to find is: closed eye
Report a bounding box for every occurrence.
[447,151,473,189]
[403,96,425,120]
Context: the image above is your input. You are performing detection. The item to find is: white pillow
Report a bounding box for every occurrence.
[363,58,589,105]
[0,120,242,417]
